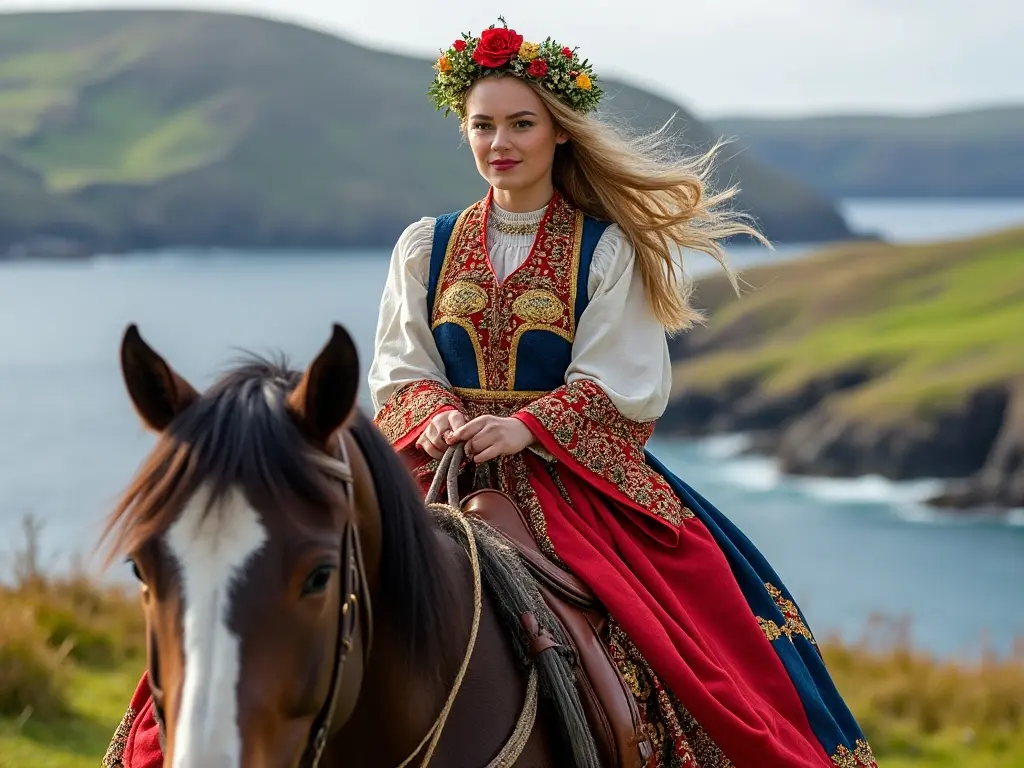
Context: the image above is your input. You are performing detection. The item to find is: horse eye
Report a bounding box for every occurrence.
[127,558,144,583]
[301,565,335,596]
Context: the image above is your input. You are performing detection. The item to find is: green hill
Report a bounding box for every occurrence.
[663,226,1024,510]
[0,9,853,257]
[714,105,1024,198]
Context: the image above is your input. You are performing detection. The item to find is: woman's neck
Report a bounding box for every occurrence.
[491,182,555,213]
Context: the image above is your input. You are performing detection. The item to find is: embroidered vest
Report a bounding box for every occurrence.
[426,193,610,400]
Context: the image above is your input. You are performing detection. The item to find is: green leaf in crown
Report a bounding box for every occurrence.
[427,16,603,118]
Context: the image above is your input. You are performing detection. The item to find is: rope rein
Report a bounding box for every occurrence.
[394,443,539,768]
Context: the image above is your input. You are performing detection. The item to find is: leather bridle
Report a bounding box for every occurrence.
[300,432,374,767]
[149,433,374,768]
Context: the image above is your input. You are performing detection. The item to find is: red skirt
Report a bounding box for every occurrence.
[518,449,837,767]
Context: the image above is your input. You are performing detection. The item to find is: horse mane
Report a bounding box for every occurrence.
[100,352,453,667]
[346,407,456,666]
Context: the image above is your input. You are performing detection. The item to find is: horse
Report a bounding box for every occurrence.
[100,322,602,768]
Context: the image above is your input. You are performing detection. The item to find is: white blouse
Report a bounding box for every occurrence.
[367,200,673,422]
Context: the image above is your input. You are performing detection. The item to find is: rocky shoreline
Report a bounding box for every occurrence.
[659,372,1019,512]
[659,227,1024,514]
[659,376,1023,512]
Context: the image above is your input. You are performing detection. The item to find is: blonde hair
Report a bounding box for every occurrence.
[463,77,768,334]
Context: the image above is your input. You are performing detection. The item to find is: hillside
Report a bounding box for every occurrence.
[713,105,1024,198]
[662,226,1024,511]
[0,10,854,258]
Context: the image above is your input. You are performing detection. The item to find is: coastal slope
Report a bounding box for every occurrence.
[0,9,852,257]
[714,105,1024,198]
[662,227,1024,510]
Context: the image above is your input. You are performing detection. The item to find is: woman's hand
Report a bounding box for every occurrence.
[450,415,535,463]
[416,410,467,459]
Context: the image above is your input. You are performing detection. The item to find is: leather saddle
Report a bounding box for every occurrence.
[461,488,654,768]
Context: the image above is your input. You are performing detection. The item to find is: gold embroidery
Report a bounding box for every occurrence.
[491,217,540,236]
[374,380,466,445]
[454,387,546,403]
[102,705,138,767]
[831,741,878,768]
[566,210,584,338]
[438,280,488,316]
[854,739,878,767]
[512,288,565,324]
[520,381,690,526]
[608,622,734,767]
[831,745,857,768]
[765,582,816,645]
[502,452,563,564]
[758,617,783,642]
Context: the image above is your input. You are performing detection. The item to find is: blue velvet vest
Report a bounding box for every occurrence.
[425,193,610,399]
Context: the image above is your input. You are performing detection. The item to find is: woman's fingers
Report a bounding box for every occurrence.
[470,440,505,464]
[465,423,501,460]
[450,416,490,443]
[417,432,444,459]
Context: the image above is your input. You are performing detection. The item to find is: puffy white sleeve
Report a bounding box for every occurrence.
[367,217,452,413]
[565,224,672,421]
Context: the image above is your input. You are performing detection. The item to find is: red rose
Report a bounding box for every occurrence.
[562,47,573,57]
[527,59,548,78]
[472,26,524,68]
[453,39,466,52]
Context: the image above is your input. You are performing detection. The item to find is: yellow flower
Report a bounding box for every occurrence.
[575,73,592,90]
[437,55,452,73]
[518,41,540,61]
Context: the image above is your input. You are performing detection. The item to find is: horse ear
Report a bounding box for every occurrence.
[287,323,360,446]
[120,324,199,432]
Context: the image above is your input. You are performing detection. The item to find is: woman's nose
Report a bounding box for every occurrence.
[490,128,511,151]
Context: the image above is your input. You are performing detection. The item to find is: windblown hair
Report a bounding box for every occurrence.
[99,354,453,666]
[463,75,768,333]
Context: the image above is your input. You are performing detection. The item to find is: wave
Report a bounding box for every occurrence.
[674,433,1021,526]
[791,473,945,506]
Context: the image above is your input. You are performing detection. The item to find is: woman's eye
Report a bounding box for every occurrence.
[515,120,534,128]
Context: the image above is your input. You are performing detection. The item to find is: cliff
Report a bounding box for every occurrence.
[662,227,1024,511]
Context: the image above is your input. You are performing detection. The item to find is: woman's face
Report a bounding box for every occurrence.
[464,76,567,200]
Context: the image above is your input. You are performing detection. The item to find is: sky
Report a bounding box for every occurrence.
[1,0,1022,117]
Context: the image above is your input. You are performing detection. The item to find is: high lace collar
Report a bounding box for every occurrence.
[488,199,547,242]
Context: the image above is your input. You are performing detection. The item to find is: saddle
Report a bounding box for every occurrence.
[461,488,654,768]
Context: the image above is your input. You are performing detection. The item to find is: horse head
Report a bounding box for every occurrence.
[104,323,379,767]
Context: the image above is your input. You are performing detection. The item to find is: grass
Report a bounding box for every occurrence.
[16,86,227,191]
[0,515,144,767]
[678,227,1024,420]
[1,515,1022,766]
[820,616,1024,767]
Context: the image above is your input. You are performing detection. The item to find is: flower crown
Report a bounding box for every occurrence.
[427,17,602,118]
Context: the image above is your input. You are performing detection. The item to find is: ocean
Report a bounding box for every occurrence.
[2,197,1022,658]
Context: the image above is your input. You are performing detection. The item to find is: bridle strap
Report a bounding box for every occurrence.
[145,432,372,767]
[301,432,373,768]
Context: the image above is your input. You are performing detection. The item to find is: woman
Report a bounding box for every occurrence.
[370,18,876,768]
